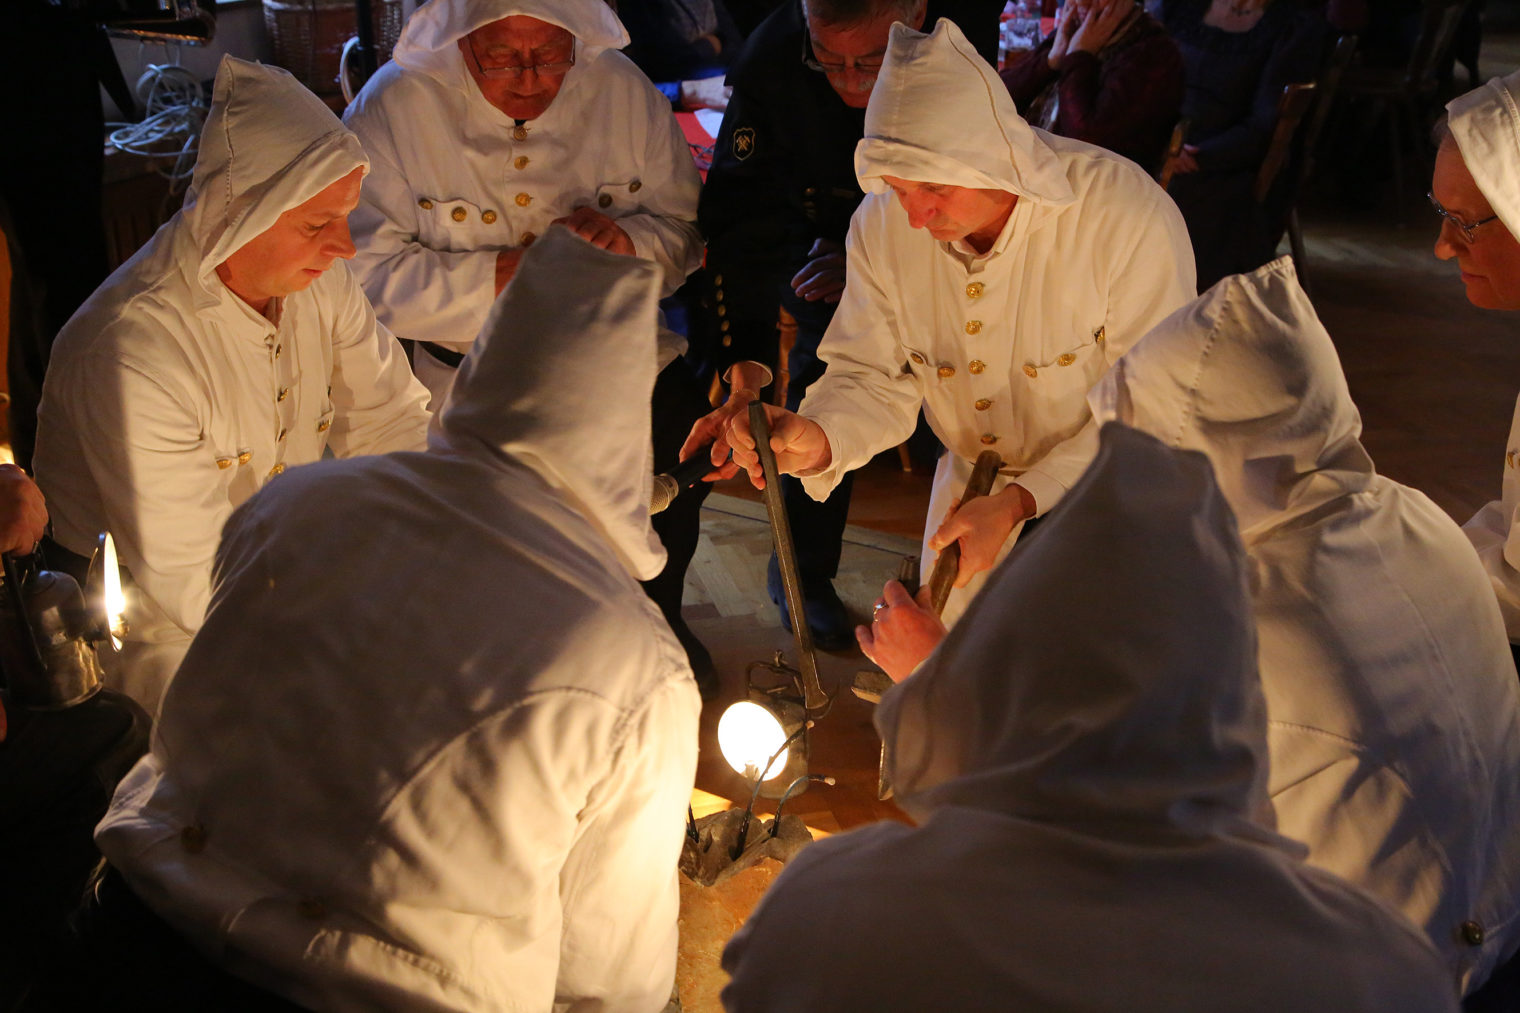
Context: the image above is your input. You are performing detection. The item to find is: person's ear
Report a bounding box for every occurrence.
[908,0,928,30]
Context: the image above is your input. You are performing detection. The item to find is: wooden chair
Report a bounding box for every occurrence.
[1338,0,1471,222]
[1255,83,1318,205]
[1274,34,1359,295]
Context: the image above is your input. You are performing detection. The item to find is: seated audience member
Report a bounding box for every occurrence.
[722,421,1459,1013]
[344,0,716,690]
[72,229,701,1012]
[32,56,431,715]
[1159,0,1325,289]
[1435,70,1520,663]
[620,0,744,107]
[698,18,1193,628]
[1000,0,1184,171]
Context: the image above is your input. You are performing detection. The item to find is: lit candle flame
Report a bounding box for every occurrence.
[103,532,126,651]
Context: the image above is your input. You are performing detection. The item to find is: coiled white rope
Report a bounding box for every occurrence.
[106,60,208,187]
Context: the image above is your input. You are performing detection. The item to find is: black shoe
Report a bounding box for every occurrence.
[767,556,853,652]
[669,616,720,701]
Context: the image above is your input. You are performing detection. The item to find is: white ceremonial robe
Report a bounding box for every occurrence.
[1092,256,1520,993]
[797,18,1193,622]
[96,227,701,1013]
[34,57,430,713]
[1465,396,1520,640]
[344,0,702,403]
[724,416,1458,1013]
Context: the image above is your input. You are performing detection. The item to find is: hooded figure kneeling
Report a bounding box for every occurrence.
[86,227,702,1012]
[722,422,1457,1013]
[1090,256,1520,994]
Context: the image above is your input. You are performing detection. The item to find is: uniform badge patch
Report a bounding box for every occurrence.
[733,127,756,161]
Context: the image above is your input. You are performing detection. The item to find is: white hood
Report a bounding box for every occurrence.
[1448,68,1520,242]
[392,0,629,85]
[1090,257,1372,540]
[429,225,667,580]
[877,422,1277,843]
[855,19,1073,206]
[181,56,369,308]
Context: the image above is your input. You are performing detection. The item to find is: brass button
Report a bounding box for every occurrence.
[512,125,528,141]
[236,451,253,466]
[722,335,732,347]
[936,365,955,379]
[317,418,331,433]
[629,180,642,192]
[1509,450,1517,469]
[268,463,285,478]
[215,457,233,470]
[966,282,983,299]
[910,353,926,365]
[717,304,726,317]
[980,434,998,445]
[277,428,287,442]
[598,193,613,208]
[714,273,723,286]
[715,288,724,303]
[969,360,986,374]
[720,320,730,332]
[274,344,283,359]
[418,198,433,210]
[1023,364,1038,378]
[975,398,992,411]
[803,186,817,196]
[521,231,536,246]
[1094,325,1106,344]
[451,206,467,222]
[180,824,207,853]
[515,193,531,207]
[965,320,982,335]
[1461,921,1485,946]
[482,210,497,224]
[298,899,328,920]
[514,155,529,170]
[277,387,289,403]
[1057,353,1077,367]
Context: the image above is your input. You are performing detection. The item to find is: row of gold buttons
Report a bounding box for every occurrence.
[910,353,988,375]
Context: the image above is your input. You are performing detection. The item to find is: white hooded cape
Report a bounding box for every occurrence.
[95,226,700,1013]
[796,19,1194,623]
[34,56,430,714]
[1091,256,1520,992]
[1449,70,1520,643]
[722,422,1456,1013]
[344,0,702,403]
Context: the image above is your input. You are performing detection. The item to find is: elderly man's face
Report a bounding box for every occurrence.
[460,15,575,120]
[1432,139,1520,310]
[881,174,1017,249]
[804,0,926,108]
[216,167,363,313]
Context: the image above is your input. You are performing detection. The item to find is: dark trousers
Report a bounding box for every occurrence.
[779,320,853,586]
[643,355,713,625]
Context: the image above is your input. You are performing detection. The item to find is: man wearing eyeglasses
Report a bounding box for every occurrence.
[1437,69,1520,677]
[690,0,1001,649]
[344,0,718,691]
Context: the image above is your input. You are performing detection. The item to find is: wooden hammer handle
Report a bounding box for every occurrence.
[926,450,1004,615]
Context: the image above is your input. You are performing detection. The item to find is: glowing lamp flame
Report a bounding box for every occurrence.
[103,532,127,650]
[717,701,789,782]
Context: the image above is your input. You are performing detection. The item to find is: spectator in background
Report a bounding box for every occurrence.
[1159,0,1325,289]
[620,0,744,106]
[1001,0,1184,172]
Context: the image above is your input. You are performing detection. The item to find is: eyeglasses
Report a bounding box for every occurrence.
[466,35,576,79]
[1428,192,1499,244]
[800,33,884,77]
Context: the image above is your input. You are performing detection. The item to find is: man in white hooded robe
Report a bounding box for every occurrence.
[91,226,701,1013]
[1088,257,1520,994]
[721,421,1459,1013]
[343,0,714,683]
[706,17,1195,624]
[1433,70,1520,665]
[32,56,431,715]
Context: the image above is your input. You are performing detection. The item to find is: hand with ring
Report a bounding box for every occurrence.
[856,579,946,683]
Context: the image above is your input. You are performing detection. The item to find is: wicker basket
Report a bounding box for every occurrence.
[262,0,404,99]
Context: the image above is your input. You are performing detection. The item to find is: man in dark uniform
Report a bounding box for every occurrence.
[687,0,1001,647]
